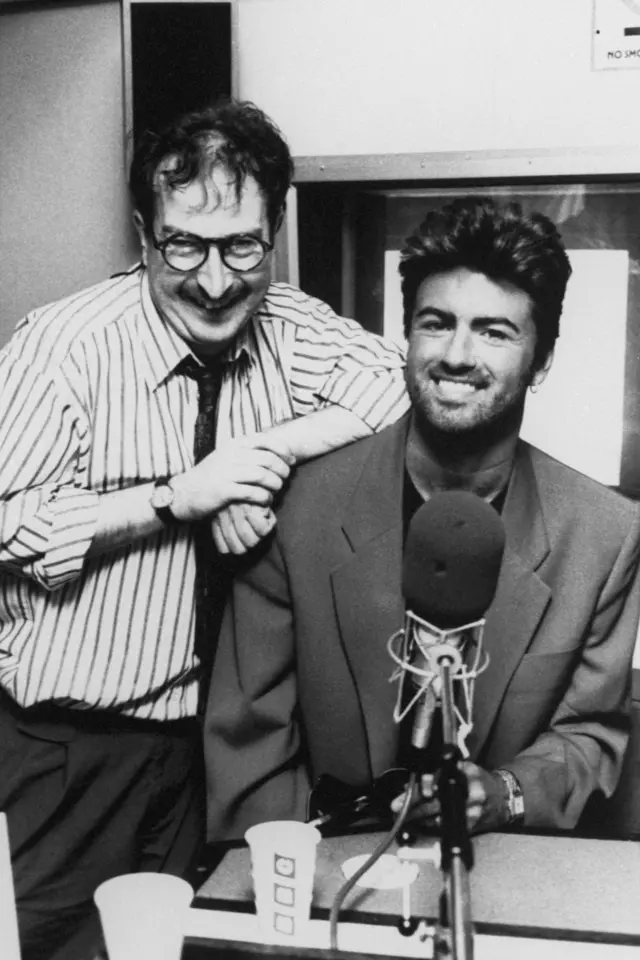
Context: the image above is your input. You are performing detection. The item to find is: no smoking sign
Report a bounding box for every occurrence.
[594,0,640,69]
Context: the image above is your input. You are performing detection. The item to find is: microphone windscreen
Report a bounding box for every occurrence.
[403,491,506,629]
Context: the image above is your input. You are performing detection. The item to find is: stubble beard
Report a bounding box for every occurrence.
[407,376,528,460]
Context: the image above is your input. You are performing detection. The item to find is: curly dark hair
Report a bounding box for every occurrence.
[399,197,572,368]
[129,99,294,235]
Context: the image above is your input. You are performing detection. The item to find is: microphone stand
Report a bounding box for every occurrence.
[435,656,474,960]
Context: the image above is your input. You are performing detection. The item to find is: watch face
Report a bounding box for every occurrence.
[152,483,174,509]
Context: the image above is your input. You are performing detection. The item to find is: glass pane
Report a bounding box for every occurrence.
[297,180,640,496]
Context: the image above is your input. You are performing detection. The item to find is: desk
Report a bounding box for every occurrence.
[186,831,640,957]
[57,832,640,959]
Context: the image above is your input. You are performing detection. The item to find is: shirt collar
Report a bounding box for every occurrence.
[137,269,255,390]
[224,319,257,366]
[220,290,275,367]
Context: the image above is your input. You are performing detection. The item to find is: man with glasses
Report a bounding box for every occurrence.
[0,100,407,959]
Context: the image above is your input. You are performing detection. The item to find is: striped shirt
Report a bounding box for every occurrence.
[0,268,408,720]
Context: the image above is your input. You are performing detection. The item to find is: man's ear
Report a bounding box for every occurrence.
[133,211,149,266]
[531,348,554,389]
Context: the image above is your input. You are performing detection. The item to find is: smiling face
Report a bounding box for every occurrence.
[406,267,551,441]
[135,166,273,357]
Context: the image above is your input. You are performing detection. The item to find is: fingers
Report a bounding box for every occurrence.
[184,446,291,519]
[256,449,293,482]
[214,451,289,491]
[464,769,488,807]
[212,508,251,555]
[225,484,276,507]
[414,773,441,827]
[235,430,296,466]
[389,767,495,834]
[213,504,276,555]
[390,774,434,813]
[390,774,440,828]
[459,760,494,832]
[174,440,294,522]
[244,504,277,537]
[216,445,292,489]
[420,773,436,800]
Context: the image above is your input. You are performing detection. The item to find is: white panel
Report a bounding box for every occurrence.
[521,249,627,486]
[237,0,640,157]
[385,248,628,487]
[383,250,405,348]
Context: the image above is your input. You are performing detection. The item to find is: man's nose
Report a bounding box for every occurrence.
[195,246,234,300]
[441,326,474,368]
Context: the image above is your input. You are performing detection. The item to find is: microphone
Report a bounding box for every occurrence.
[309,493,506,835]
[389,491,506,754]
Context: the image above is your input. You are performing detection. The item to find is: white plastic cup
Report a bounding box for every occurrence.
[244,820,321,944]
[94,872,193,960]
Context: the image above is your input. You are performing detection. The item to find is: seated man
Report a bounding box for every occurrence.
[204,197,640,839]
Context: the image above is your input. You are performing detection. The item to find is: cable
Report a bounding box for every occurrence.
[328,770,418,951]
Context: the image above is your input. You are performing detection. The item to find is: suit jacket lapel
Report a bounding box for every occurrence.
[327,429,553,772]
[466,441,552,759]
[330,417,409,779]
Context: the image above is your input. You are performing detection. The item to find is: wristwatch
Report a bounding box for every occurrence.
[150,478,177,524]
[494,768,525,827]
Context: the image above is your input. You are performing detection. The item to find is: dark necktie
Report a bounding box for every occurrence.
[185,359,230,710]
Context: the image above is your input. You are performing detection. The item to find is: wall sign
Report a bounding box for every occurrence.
[593,0,640,69]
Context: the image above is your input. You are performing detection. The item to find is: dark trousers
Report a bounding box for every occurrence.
[0,692,204,960]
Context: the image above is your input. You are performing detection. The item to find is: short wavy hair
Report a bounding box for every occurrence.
[399,197,572,368]
[129,99,294,235]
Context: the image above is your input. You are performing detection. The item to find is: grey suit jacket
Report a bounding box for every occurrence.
[205,416,640,839]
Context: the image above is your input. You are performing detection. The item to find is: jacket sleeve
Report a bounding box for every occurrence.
[502,509,640,829]
[204,536,310,841]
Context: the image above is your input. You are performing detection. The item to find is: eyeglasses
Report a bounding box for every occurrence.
[152,232,273,273]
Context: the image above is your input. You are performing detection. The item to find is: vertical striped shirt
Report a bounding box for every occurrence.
[0,268,408,720]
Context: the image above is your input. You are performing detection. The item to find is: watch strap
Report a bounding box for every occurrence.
[151,477,176,524]
[494,768,525,826]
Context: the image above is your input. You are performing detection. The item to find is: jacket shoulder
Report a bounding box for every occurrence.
[277,418,408,528]
[526,442,640,538]
[280,432,379,516]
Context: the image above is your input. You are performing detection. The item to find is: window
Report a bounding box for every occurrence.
[292,155,640,497]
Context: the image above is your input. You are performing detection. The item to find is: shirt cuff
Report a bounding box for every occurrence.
[30,486,100,589]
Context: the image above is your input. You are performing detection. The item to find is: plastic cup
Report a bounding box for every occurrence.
[94,872,193,960]
[244,820,321,944]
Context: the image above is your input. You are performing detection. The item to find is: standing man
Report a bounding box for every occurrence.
[0,100,407,958]
[205,197,640,840]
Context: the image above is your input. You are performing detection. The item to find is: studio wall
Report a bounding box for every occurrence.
[236,0,640,157]
[2,0,640,347]
[0,0,137,347]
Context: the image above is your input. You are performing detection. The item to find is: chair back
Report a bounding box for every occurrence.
[579,668,640,838]
[0,813,22,960]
